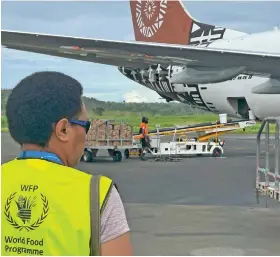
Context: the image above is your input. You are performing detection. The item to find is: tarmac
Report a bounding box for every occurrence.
[1,132,280,255]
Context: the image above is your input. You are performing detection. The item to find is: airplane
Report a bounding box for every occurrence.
[1,0,280,121]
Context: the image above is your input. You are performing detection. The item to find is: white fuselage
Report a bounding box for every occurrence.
[119,29,280,120]
[198,76,280,120]
[196,29,280,120]
[209,29,280,53]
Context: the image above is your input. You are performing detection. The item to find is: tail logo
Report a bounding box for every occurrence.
[135,0,168,38]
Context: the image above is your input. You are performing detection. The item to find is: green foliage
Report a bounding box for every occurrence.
[83,96,206,116]
[1,89,11,115]
[92,107,105,116]
[92,111,219,132]
[2,116,7,127]
[1,116,9,132]
[2,89,204,116]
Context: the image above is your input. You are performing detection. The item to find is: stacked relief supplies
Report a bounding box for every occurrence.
[85,119,133,147]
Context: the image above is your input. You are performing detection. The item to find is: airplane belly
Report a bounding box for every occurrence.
[199,84,240,117]
[198,76,272,119]
[118,66,213,111]
[118,66,280,120]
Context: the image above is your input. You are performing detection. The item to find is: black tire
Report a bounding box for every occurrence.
[212,147,222,157]
[113,151,122,162]
[124,149,130,159]
[82,150,93,162]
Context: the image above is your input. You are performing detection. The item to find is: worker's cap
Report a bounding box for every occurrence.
[142,117,148,122]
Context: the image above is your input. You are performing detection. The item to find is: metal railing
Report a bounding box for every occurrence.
[256,117,280,204]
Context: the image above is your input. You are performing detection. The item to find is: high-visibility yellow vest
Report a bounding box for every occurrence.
[1,151,113,256]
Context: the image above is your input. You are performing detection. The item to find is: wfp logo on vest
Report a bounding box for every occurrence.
[4,185,49,232]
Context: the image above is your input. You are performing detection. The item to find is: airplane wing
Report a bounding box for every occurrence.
[2,30,280,78]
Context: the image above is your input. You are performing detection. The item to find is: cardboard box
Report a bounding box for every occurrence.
[86,119,133,147]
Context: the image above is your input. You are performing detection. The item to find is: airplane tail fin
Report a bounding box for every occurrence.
[129,0,246,46]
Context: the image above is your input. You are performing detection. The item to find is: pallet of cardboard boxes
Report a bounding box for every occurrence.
[82,119,134,162]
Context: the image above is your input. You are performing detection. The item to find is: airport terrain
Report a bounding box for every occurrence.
[1,1,280,254]
[2,132,280,255]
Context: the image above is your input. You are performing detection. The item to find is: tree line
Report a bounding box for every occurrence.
[83,96,206,116]
[2,89,207,117]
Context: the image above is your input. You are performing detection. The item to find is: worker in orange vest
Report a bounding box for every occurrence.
[139,117,150,160]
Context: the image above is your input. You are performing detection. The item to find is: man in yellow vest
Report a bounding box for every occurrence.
[1,71,133,256]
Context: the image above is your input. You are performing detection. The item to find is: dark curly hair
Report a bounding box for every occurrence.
[6,71,83,147]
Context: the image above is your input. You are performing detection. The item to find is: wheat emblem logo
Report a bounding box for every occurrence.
[4,192,49,232]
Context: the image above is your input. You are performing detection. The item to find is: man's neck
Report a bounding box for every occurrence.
[22,144,68,165]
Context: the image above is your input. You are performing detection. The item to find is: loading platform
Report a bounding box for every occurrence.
[134,118,256,142]
[130,116,256,158]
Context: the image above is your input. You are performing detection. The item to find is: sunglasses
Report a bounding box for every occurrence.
[70,119,91,134]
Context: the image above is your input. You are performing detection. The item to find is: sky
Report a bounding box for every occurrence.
[1,0,280,102]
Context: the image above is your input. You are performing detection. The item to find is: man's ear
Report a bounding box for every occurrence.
[55,118,70,142]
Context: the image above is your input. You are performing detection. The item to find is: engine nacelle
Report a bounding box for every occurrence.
[169,66,246,84]
[252,78,280,94]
